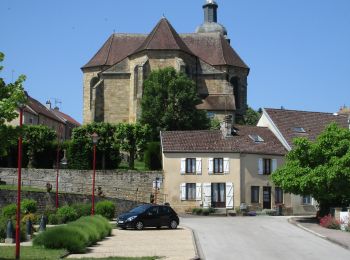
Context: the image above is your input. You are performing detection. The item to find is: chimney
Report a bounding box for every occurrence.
[45,100,51,110]
[220,115,233,138]
[203,0,218,23]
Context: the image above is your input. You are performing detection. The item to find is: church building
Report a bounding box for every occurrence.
[82,0,249,124]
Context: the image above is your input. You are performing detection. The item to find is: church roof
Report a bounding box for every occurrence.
[134,18,194,56]
[82,19,248,69]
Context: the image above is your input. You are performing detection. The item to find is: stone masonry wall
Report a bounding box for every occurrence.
[0,168,164,204]
[0,190,138,216]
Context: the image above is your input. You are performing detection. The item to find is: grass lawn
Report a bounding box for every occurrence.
[0,246,67,260]
[118,159,148,171]
[0,246,157,260]
[0,185,45,192]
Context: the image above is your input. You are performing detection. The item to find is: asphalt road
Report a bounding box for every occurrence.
[181,216,350,260]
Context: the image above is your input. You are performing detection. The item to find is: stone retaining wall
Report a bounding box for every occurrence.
[0,190,138,216]
[0,168,164,203]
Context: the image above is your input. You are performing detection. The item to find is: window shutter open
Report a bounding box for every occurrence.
[226,182,233,209]
[272,159,277,172]
[180,183,186,200]
[224,158,230,174]
[203,183,211,208]
[196,158,202,175]
[208,158,213,174]
[258,158,263,175]
[196,183,202,201]
[180,159,186,175]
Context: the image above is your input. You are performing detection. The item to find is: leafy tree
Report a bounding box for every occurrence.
[271,123,350,216]
[0,52,27,124]
[144,142,162,170]
[140,67,210,140]
[0,124,20,157]
[236,106,261,126]
[115,123,151,169]
[68,123,120,170]
[22,125,56,168]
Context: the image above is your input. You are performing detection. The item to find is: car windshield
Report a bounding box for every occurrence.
[129,205,150,214]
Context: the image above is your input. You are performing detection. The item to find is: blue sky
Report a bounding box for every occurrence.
[1,0,349,123]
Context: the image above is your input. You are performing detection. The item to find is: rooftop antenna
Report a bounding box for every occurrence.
[50,98,62,110]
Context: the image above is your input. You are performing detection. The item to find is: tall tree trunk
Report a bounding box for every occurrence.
[102,152,106,170]
[129,149,135,169]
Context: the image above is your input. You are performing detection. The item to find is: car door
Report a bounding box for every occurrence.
[159,206,170,226]
[143,206,160,227]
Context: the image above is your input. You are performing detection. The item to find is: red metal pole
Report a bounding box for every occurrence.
[15,108,23,260]
[55,146,60,209]
[55,126,61,209]
[91,144,96,215]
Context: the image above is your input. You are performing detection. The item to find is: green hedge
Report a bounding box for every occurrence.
[95,201,115,220]
[21,199,37,214]
[144,142,162,170]
[72,203,92,218]
[56,206,78,223]
[33,215,112,253]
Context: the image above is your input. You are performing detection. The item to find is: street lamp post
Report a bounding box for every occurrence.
[91,133,99,215]
[55,125,63,209]
[15,103,25,260]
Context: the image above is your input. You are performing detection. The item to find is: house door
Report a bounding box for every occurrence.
[211,183,226,208]
[263,187,271,209]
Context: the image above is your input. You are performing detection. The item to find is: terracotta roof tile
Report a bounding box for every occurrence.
[134,18,193,55]
[161,125,286,155]
[264,108,349,148]
[27,96,65,123]
[82,19,248,69]
[51,109,81,126]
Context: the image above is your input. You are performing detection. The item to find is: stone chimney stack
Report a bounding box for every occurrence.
[45,100,51,110]
[220,115,233,138]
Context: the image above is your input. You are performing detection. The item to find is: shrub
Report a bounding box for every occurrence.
[1,204,17,220]
[56,206,78,223]
[33,225,88,253]
[202,209,210,216]
[95,201,115,220]
[21,213,37,225]
[263,209,277,216]
[33,215,112,253]
[208,207,215,214]
[73,203,92,218]
[21,199,37,214]
[191,208,203,215]
[48,214,59,225]
[320,214,340,229]
[144,142,162,170]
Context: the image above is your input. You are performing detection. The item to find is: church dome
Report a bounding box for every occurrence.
[196,22,227,36]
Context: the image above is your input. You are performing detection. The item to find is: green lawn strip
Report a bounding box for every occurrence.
[80,256,160,260]
[0,247,157,260]
[0,246,67,260]
[0,185,45,192]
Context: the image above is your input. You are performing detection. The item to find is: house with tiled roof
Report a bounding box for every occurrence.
[160,118,293,213]
[7,94,80,140]
[257,108,349,212]
[82,0,249,125]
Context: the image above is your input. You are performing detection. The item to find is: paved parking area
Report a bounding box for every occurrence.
[181,216,350,260]
[68,226,197,260]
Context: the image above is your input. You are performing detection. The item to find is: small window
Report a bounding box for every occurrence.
[292,127,306,133]
[262,159,272,175]
[302,195,312,205]
[186,183,196,200]
[213,158,223,174]
[249,134,264,143]
[275,187,283,204]
[186,158,196,174]
[251,186,260,203]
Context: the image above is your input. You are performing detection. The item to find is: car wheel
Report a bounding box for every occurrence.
[135,221,144,230]
[169,220,178,229]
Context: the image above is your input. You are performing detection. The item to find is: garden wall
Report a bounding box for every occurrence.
[0,190,137,215]
[0,168,164,204]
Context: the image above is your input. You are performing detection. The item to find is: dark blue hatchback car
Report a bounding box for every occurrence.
[117,204,179,230]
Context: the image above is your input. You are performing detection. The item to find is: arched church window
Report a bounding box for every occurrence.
[230,77,240,109]
[90,77,99,109]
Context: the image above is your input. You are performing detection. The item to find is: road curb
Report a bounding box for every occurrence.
[187,227,204,260]
[287,217,350,251]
